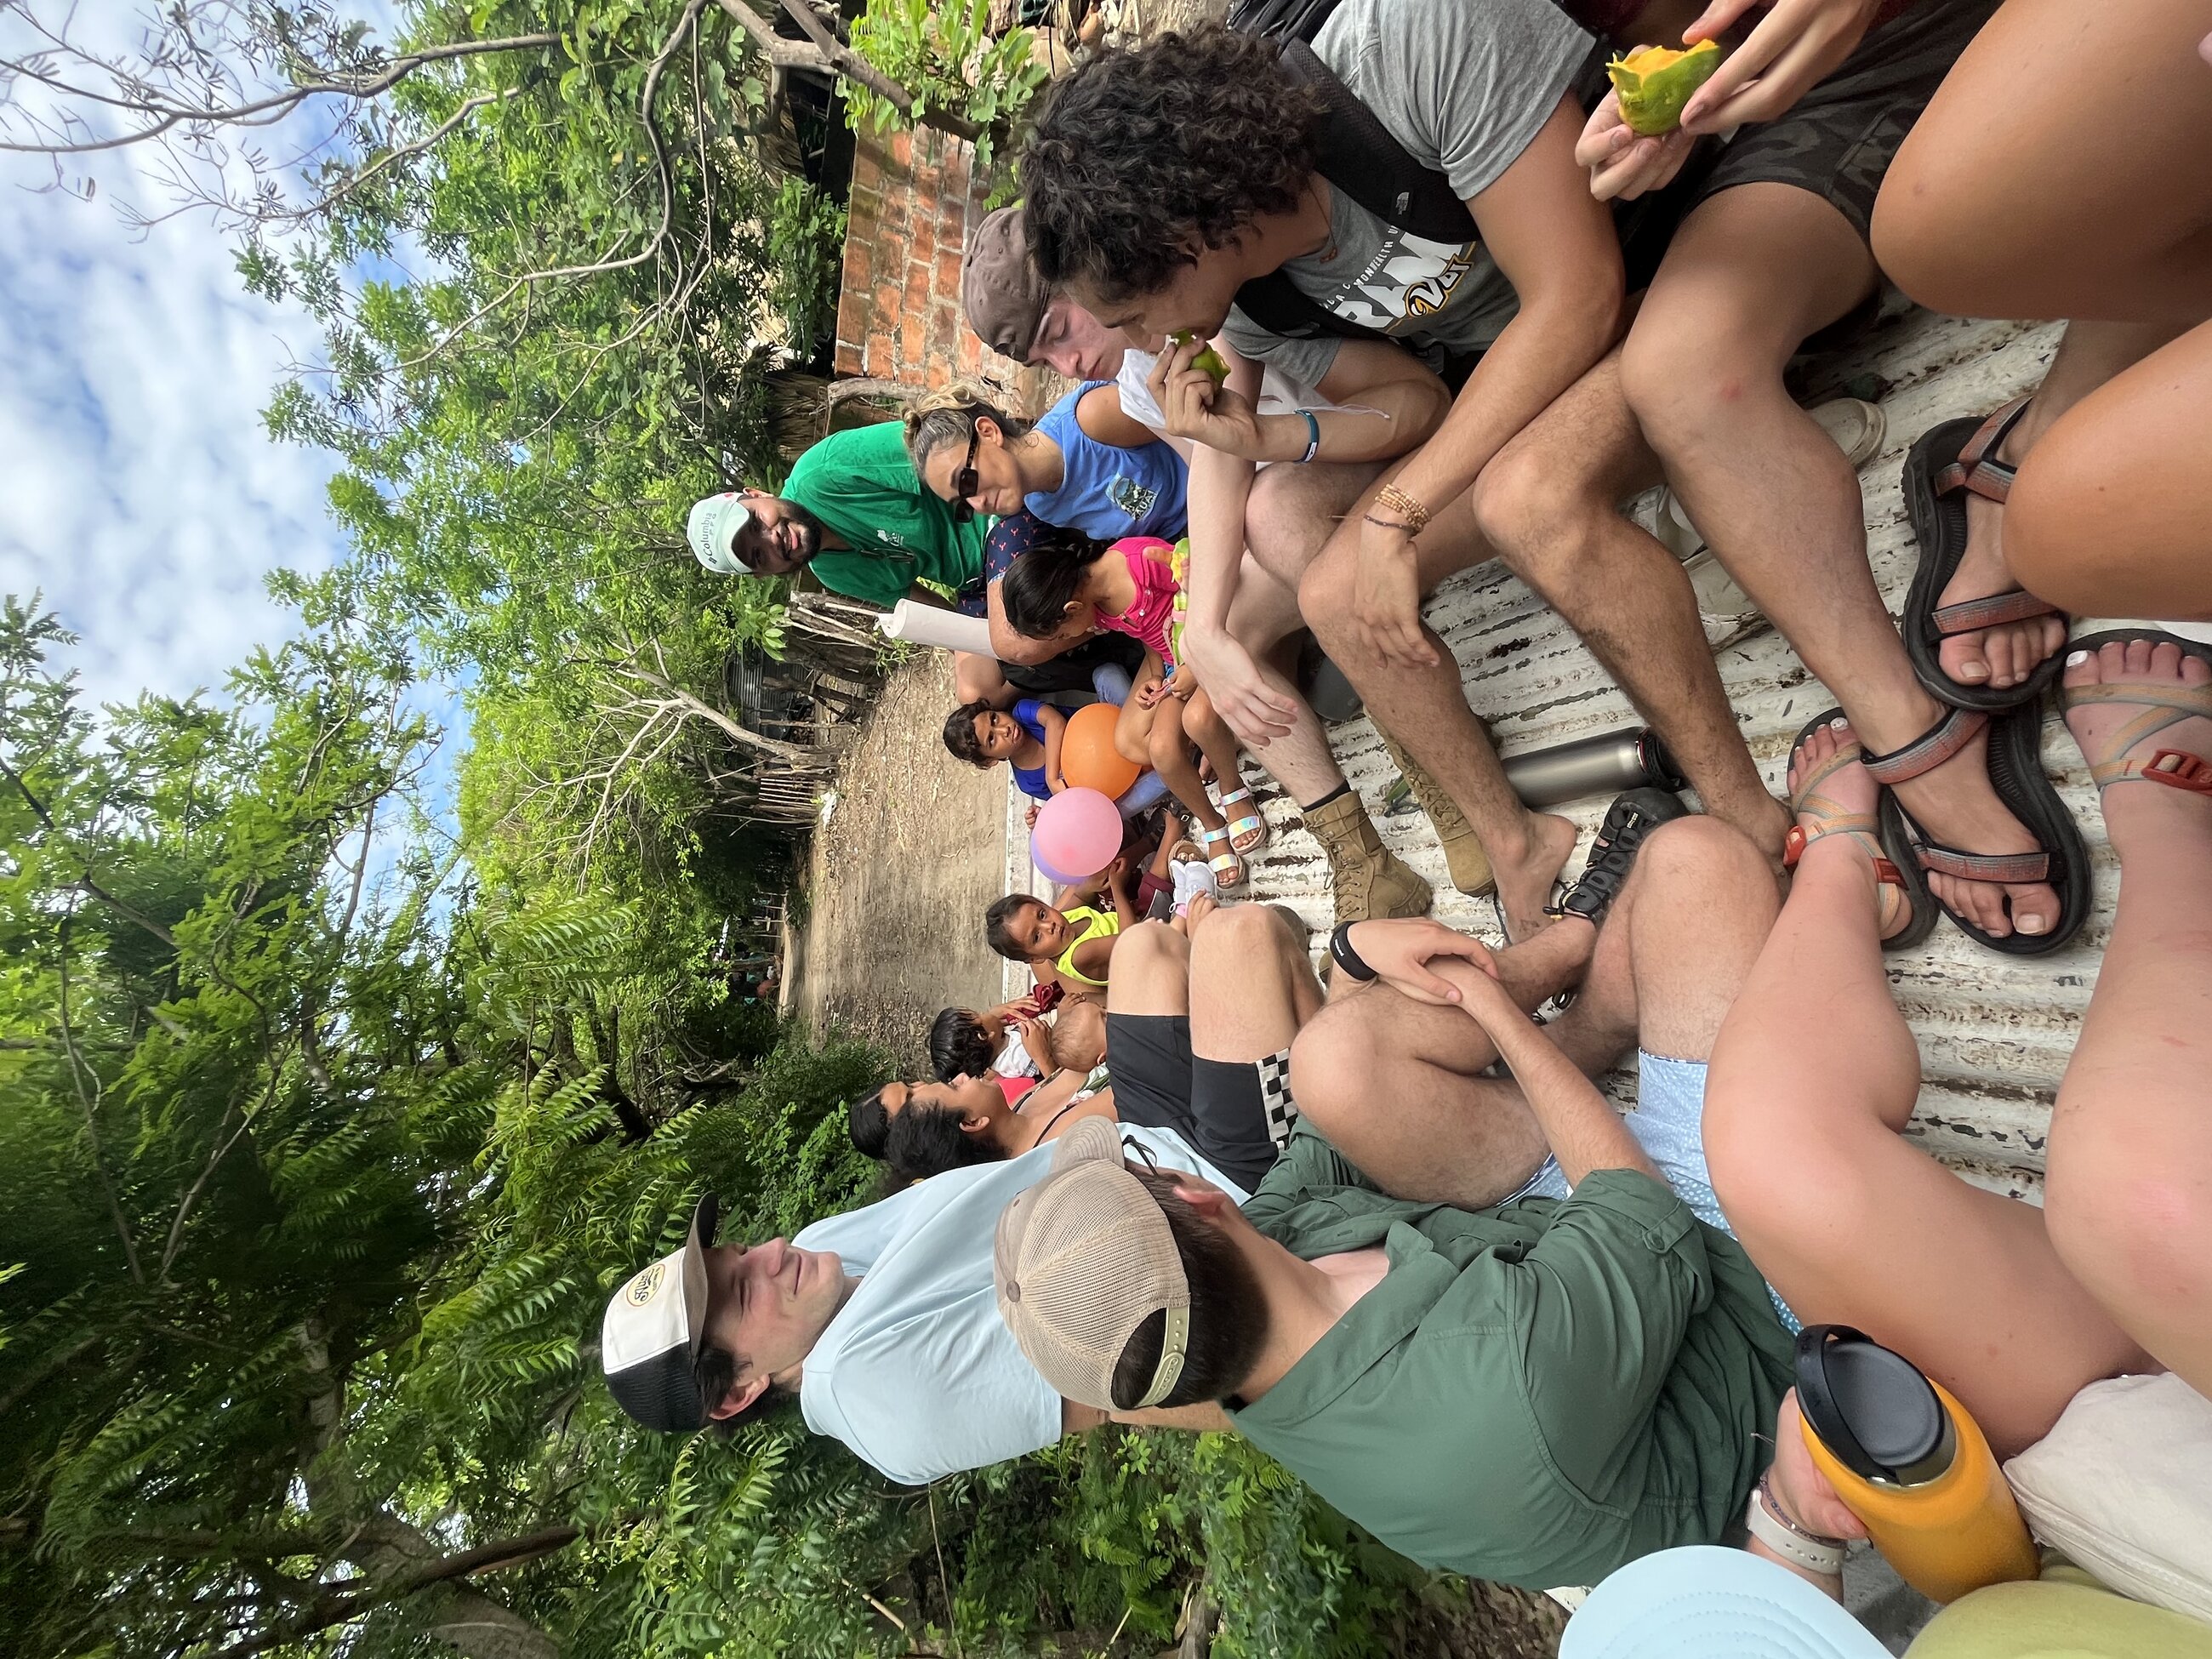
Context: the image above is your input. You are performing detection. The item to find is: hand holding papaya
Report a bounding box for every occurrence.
[1149,334,1267,459]
[1676,0,1882,134]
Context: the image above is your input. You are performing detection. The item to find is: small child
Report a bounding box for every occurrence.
[984,858,1137,992]
[999,526,1267,888]
[944,698,1066,825]
[928,995,1106,1083]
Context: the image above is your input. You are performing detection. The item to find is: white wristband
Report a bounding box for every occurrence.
[1746,1479,1847,1577]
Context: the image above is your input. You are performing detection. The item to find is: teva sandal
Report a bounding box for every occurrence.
[1197,823,1246,891]
[1215,784,1271,855]
[1862,702,2089,956]
[1782,709,1936,950]
[1901,397,2067,711]
[2061,630,2212,797]
[1544,788,1690,929]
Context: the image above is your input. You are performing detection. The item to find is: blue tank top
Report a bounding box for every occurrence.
[1024,385,1189,541]
[1009,698,1052,801]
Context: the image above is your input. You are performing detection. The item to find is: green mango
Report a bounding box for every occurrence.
[1606,39,1723,137]
[1166,331,1230,385]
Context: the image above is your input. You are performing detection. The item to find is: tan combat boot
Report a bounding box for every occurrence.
[1303,787,1433,924]
[1376,726,1497,898]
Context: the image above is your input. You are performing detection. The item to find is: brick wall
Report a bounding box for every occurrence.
[833,128,1061,418]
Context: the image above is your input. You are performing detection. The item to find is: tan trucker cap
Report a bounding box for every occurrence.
[993,1117,1190,1411]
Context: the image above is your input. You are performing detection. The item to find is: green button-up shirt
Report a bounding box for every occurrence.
[1232,1125,1794,1590]
[781,424,992,610]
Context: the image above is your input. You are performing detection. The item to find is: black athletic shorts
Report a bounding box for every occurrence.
[1106,1013,1297,1194]
[1688,0,2000,242]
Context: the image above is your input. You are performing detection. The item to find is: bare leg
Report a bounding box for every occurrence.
[1138,697,1228,841]
[2008,320,2212,622]
[1472,351,1790,864]
[1623,184,2060,941]
[1218,552,1348,805]
[2046,638,2212,1392]
[1705,742,2148,1455]
[1300,493,1579,941]
[1289,919,1599,1207]
[1188,904,1325,1063]
[1104,921,1189,1018]
[1182,692,1252,826]
[1873,0,2212,668]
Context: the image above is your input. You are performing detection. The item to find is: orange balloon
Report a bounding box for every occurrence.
[1060,701,1142,798]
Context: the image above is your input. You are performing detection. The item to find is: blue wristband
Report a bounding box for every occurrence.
[1295,408,1320,465]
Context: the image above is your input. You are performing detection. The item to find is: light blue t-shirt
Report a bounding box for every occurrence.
[795,1124,1245,1485]
[1024,384,1189,541]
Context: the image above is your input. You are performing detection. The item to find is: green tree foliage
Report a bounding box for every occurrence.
[0,598,1472,1659]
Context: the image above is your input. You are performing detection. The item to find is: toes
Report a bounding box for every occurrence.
[2006,881,2060,939]
[2062,644,2098,690]
[1938,630,1993,686]
[1930,871,2013,937]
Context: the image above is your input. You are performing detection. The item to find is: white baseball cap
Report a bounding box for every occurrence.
[687,493,756,576]
[1562,1547,1889,1659]
[601,1193,721,1431]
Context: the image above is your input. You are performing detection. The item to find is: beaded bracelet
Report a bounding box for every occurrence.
[1372,482,1432,535]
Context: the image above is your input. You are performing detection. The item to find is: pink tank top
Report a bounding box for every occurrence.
[1101,536,1181,671]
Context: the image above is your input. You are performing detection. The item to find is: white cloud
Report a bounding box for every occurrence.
[0,2,406,712]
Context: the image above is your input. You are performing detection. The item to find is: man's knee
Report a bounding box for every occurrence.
[1468,441,1605,585]
[1634,815,1770,903]
[1285,1001,1376,1134]
[1297,538,1359,647]
[1618,319,1762,453]
[1197,898,1300,962]
[1112,919,1186,978]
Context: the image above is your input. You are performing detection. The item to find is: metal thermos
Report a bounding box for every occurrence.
[1794,1325,2040,1604]
[1502,727,1686,808]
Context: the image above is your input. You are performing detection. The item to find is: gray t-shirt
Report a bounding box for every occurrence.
[1220,0,1592,388]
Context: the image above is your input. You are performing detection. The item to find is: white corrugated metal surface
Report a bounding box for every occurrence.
[1008,306,2099,1200]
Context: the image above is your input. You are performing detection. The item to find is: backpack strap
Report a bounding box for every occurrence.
[1228,40,1479,344]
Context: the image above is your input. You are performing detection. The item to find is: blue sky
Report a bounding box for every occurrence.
[0,3,396,714]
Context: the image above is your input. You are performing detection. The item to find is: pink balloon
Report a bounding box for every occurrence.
[1030,787,1123,882]
[1029,844,1080,888]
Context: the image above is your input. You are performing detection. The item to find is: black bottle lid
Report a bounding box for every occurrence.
[1794,1325,1953,1487]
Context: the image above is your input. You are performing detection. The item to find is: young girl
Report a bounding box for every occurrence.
[944,698,1065,824]
[904,383,1187,543]
[1000,527,1267,887]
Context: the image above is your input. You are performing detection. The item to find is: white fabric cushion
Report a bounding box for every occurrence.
[2004,1371,2212,1623]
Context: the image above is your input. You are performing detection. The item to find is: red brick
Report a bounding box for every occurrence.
[958,332,984,372]
[924,356,952,392]
[853,145,884,197]
[875,280,901,323]
[842,238,873,299]
[900,311,927,367]
[865,330,897,376]
[902,262,931,318]
[835,340,864,376]
[889,130,913,168]
[934,244,966,305]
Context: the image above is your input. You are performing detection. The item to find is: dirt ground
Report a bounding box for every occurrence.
[790,653,1011,1072]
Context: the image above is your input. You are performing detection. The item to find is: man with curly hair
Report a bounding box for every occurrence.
[1023,8,1636,939]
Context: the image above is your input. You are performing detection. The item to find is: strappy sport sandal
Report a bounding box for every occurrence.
[1901,397,2068,711]
[1197,823,1246,891]
[1782,709,1936,950]
[1862,702,2089,956]
[1214,784,1270,856]
[1544,788,1689,929]
[2062,629,2212,800]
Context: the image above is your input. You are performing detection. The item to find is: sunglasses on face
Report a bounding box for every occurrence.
[950,430,981,524]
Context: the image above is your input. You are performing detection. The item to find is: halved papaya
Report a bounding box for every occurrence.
[1606,39,1723,137]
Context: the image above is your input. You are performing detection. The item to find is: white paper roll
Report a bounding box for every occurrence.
[877,600,998,658]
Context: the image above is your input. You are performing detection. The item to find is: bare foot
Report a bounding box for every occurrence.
[1862,692,2059,941]
[1789,717,1912,940]
[1492,810,1582,944]
[2062,636,2212,858]
[1943,419,2067,693]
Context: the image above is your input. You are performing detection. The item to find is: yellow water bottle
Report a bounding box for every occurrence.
[1794,1325,2040,1604]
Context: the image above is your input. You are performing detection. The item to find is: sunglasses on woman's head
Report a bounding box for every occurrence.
[950,429,982,524]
